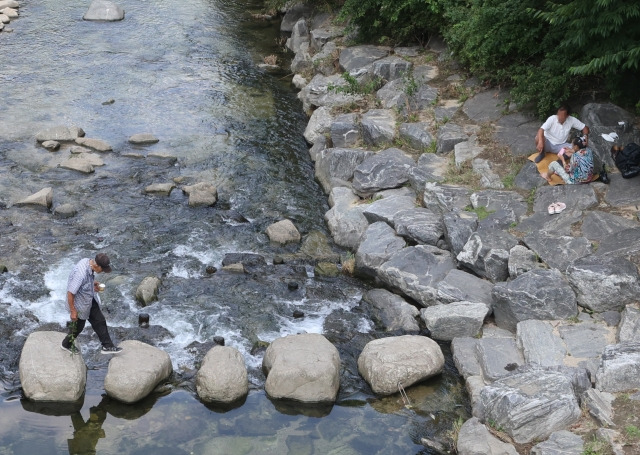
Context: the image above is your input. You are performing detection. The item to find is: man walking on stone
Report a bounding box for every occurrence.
[534,104,590,163]
[62,253,122,354]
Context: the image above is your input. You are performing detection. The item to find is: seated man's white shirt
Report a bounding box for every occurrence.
[541,115,585,145]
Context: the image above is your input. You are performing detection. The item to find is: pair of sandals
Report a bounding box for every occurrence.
[548,202,566,214]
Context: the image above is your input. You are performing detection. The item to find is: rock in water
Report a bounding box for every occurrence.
[83,0,125,21]
[19,331,87,402]
[196,346,248,404]
[104,340,172,403]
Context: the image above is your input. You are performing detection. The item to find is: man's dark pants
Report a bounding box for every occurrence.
[62,298,115,349]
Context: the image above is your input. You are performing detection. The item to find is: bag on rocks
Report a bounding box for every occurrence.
[613,142,640,179]
[599,164,610,184]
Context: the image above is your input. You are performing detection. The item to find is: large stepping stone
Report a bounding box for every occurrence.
[398,123,433,150]
[478,370,582,444]
[362,195,416,226]
[339,45,389,73]
[442,209,478,256]
[423,183,472,213]
[83,0,125,21]
[129,133,159,144]
[470,190,528,223]
[182,182,218,207]
[266,219,301,245]
[372,55,412,82]
[494,112,540,157]
[19,331,87,402]
[516,209,583,236]
[492,269,577,332]
[376,79,409,110]
[104,340,172,403]
[362,288,420,332]
[408,153,449,190]
[517,320,566,367]
[595,226,640,267]
[75,137,112,152]
[378,245,455,307]
[355,221,406,277]
[358,335,444,395]
[360,109,396,147]
[304,106,333,144]
[532,184,598,214]
[451,337,483,379]
[436,122,467,154]
[618,305,640,343]
[603,173,640,208]
[393,208,444,246]
[196,346,248,404]
[330,113,360,148]
[263,333,340,402]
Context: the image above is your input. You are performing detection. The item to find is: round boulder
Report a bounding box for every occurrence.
[266,219,301,245]
[104,340,172,403]
[196,346,248,404]
[263,333,340,403]
[357,335,444,395]
[83,0,125,21]
[19,331,87,402]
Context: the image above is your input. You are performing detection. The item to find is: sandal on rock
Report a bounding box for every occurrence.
[548,203,557,215]
[554,202,566,213]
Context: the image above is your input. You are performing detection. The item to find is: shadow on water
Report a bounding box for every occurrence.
[0,0,470,452]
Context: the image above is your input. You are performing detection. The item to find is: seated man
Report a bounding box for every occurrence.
[534,104,590,163]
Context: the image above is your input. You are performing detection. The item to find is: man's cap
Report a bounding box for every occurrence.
[95,253,112,273]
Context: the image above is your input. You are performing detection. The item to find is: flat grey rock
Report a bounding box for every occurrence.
[517,320,566,367]
[129,133,159,144]
[523,232,592,272]
[604,172,640,207]
[15,187,53,209]
[492,269,577,332]
[378,245,455,307]
[462,89,509,123]
[580,210,639,241]
[530,430,583,455]
[508,245,542,278]
[454,140,483,167]
[595,343,640,393]
[339,45,389,73]
[516,209,583,236]
[355,221,406,277]
[330,113,360,148]
[457,228,519,282]
[409,84,439,111]
[398,123,433,151]
[298,74,363,112]
[565,254,640,312]
[75,137,112,152]
[434,103,460,123]
[478,370,581,444]
[494,112,540,157]
[324,187,369,249]
[315,147,374,194]
[362,195,416,225]
[376,78,409,110]
[476,337,524,382]
[595,226,640,265]
[532,184,598,214]
[442,209,478,256]
[393,208,444,246]
[451,337,482,379]
[53,203,77,219]
[362,288,420,332]
[618,305,640,343]
[372,55,412,82]
[584,388,615,426]
[457,417,518,455]
[353,147,414,195]
[304,106,333,144]
[470,189,528,222]
[514,161,547,190]
[558,321,610,359]
[407,153,449,190]
[421,301,490,341]
[436,122,467,154]
[310,26,343,52]
[360,109,396,148]
[35,125,84,142]
[423,183,472,213]
[412,64,438,82]
[436,268,494,306]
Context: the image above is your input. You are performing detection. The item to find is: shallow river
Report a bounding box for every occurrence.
[0,0,469,453]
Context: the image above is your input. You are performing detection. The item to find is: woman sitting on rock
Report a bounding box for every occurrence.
[541,137,594,184]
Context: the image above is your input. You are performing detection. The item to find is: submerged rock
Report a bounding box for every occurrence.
[19,331,87,402]
[135,276,161,306]
[83,0,125,21]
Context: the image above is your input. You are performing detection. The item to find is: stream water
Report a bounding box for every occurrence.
[0,0,469,453]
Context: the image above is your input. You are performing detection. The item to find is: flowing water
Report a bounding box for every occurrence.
[0,0,469,453]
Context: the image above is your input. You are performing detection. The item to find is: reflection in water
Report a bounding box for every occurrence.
[67,398,108,455]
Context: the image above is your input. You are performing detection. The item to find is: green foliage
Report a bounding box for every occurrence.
[338,0,448,44]
[328,72,383,95]
[464,205,495,220]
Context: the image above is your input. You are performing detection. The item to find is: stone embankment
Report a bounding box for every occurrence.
[279,3,640,453]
